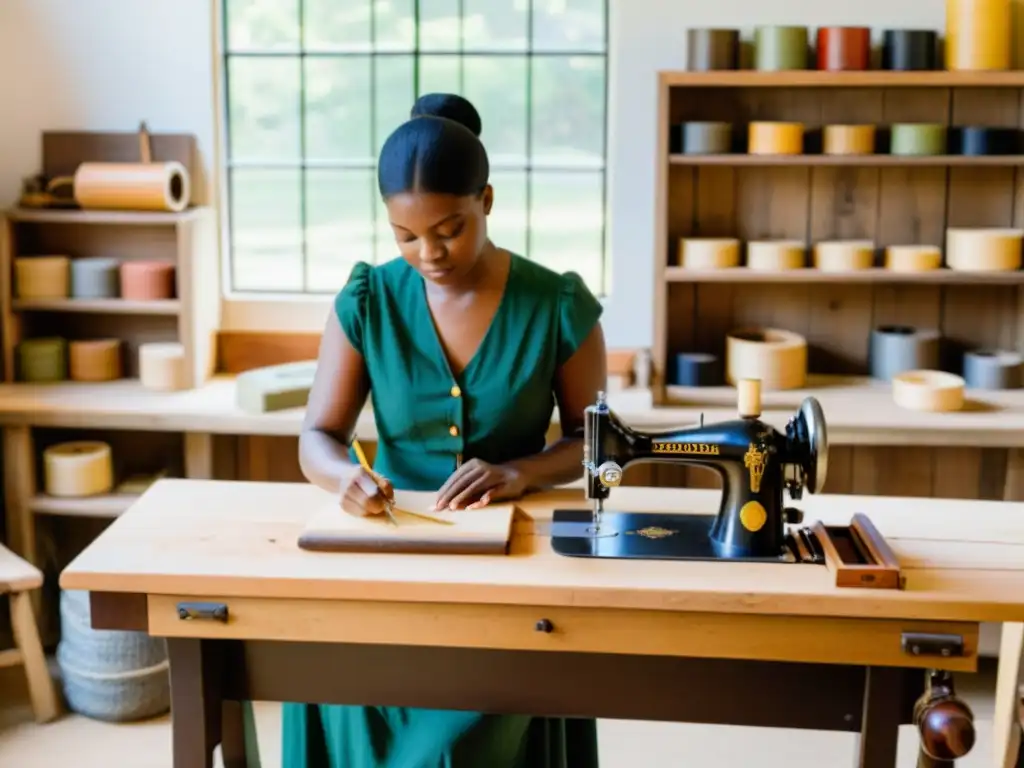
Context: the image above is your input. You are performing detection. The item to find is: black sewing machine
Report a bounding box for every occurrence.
[551,379,829,563]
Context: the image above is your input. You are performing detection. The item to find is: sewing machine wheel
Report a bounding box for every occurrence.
[799,397,829,494]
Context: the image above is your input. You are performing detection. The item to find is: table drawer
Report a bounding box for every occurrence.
[147,595,979,670]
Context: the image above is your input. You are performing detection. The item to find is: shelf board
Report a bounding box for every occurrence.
[29,493,139,518]
[5,207,202,226]
[664,267,1024,284]
[11,298,181,315]
[669,154,1024,167]
[660,71,1024,88]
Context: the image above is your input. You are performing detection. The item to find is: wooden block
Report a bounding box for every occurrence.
[236,360,318,413]
[298,491,515,555]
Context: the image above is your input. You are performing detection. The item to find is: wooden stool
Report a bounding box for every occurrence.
[0,544,60,722]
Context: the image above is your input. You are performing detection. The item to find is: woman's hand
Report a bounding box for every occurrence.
[435,459,528,511]
[339,467,394,517]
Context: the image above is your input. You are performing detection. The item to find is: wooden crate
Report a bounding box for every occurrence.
[0,130,220,389]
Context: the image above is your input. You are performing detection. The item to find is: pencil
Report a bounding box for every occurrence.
[351,436,398,526]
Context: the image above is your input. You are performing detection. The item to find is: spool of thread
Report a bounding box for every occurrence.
[869,325,941,382]
[69,339,123,382]
[963,349,1024,389]
[893,371,965,413]
[746,240,806,271]
[884,245,942,272]
[681,122,733,154]
[678,238,740,269]
[686,28,740,70]
[736,379,763,419]
[673,353,723,387]
[139,342,187,391]
[17,337,67,383]
[813,241,875,271]
[882,30,939,70]
[946,228,1023,272]
[890,124,947,156]
[14,256,70,299]
[120,261,176,300]
[70,257,121,299]
[823,125,876,155]
[748,122,804,155]
[754,26,809,70]
[43,441,114,498]
[946,0,1011,71]
[725,328,808,391]
[950,126,1020,156]
[816,27,871,70]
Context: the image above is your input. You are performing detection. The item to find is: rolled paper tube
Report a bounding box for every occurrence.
[678,237,740,269]
[946,0,1011,71]
[945,228,1023,272]
[17,337,68,383]
[884,245,942,272]
[882,30,939,70]
[813,240,875,271]
[889,124,947,156]
[725,328,808,391]
[72,161,190,213]
[950,126,1021,156]
[816,27,871,71]
[139,342,187,391]
[672,353,723,387]
[746,240,806,271]
[14,256,70,299]
[892,371,965,413]
[120,261,176,300]
[754,26,809,70]
[681,122,733,154]
[963,349,1024,389]
[748,122,804,155]
[43,441,115,497]
[869,325,941,382]
[822,125,876,155]
[71,257,121,299]
[69,339,123,382]
[686,28,740,71]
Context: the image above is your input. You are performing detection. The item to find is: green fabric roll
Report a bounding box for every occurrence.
[18,337,68,382]
[754,26,809,70]
[890,123,947,156]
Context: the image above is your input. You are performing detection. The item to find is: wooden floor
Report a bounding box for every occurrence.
[0,658,1002,767]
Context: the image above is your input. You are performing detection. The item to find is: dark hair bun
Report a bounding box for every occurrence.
[411,93,482,138]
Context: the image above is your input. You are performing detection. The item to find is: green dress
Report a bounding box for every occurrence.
[281,253,604,768]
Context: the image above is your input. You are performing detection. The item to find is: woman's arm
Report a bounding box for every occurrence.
[298,311,371,494]
[506,321,608,489]
[434,322,608,509]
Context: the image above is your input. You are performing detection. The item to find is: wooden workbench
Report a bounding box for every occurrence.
[61,481,1024,768]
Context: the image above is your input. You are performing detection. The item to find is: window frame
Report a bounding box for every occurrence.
[213,0,611,331]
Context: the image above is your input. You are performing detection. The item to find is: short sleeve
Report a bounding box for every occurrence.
[333,261,373,354]
[556,271,603,366]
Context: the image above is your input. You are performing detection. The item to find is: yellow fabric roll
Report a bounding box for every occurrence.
[946,0,1011,71]
[678,238,740,269]
[746,240,806,271]
[884,245,942,272]
[748,122,804,155]
[813,240,875,271]
[945,228,1023,272]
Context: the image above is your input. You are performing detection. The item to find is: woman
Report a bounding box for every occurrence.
[289,92,607,768]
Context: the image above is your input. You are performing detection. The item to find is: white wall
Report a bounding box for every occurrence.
[0,0,959,348]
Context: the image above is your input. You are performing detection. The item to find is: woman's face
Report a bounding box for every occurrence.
[386,186,493,286]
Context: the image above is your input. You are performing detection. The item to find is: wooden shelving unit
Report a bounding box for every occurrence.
[653,70,1024,404]
[0,130,220,389]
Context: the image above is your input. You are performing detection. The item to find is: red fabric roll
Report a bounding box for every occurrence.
[816,27,871,71]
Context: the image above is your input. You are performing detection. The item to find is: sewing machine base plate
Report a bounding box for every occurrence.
[550,510,795,563]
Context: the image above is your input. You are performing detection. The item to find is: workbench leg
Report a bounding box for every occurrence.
[168,638,225,768]
[221,699,260,768]
[994,623,1024,768]
[184,433,214,480]
[853,666,903,768]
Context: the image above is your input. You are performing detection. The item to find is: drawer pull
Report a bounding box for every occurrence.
[535,618,554,633]
[177,602,229,623]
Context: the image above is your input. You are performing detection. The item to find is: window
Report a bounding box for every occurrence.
[221,0,609,297]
